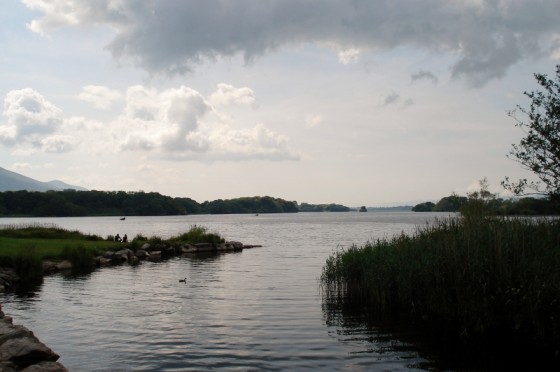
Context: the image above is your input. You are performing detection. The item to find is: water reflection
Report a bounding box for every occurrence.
[322,287,439,370]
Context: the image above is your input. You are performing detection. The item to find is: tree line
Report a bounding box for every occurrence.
[413,181,560,215]
[0,190,315,217]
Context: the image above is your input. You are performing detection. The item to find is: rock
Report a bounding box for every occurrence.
[41,261,58,274]
[0,336,59,368]
[194,243,214,252]
[55,261,72,271]
[0,319,64,370]
[0,270,18,289]
[95,256,112,266]
[141,243,150,250]
[134,249,150,259]
[22,361,68,372]
[147,251,162,261]
[114,249,133,258]
[102,251,115,259]
[0,361,17,372]
[181,244,197,253]
[242,244,263,249]
[226,241,244,250]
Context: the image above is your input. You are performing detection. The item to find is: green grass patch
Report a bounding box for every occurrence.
[0,223,121,261]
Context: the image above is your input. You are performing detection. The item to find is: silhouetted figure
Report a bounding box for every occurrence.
[115,234,121,242]
[122,234,128,243]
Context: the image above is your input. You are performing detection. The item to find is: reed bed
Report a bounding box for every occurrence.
[321,216,560,356]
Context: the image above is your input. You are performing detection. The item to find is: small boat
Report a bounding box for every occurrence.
[120,217,126,220]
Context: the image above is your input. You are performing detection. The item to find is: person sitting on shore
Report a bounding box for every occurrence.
[115,234,121,242]
[122,234,128,243]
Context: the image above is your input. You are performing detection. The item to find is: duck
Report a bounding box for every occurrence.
[179,278,187,283]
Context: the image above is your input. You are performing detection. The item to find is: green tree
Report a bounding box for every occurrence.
[412,201,435,212]
[460,177,500,218]
[503,65,560,200]
[433,193,467,212]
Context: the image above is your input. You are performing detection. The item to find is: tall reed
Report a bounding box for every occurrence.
[321,216,560,355]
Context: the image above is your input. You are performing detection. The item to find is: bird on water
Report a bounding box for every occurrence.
[179,278,187,283]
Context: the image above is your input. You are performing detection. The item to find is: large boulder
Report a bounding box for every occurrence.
[55,261,72,271]
[0,327,60,369]
[134,249,150,259]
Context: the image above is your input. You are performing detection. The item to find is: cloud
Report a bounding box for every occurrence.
[305,114,323,128]
[78,85,123,109]
[0,88,64,149]
[338,47,361,64]
[40,134,74,153]
[379,91,414,109]
[22,0,560,85]
[208,123,299,161]
[410,70,439,85]
[118,85,299,161]
[1,84,299,161]
[208,83,257,107]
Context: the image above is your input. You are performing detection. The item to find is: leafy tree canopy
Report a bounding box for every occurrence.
[503,65,560,200]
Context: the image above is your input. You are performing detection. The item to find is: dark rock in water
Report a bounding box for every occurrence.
[194,243,214,252]
[20,361,68,371]
[0,317,66,370]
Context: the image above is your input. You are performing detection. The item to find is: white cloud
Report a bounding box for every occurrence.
[209,123,299,161]
[305,114,323,128]
[209,83,256,107]
[21,0,560,86]
[78,85,123,109]
[338,47,361,64]
[40,135,74,153]
[0,88,63,149]
[0,84,298,161]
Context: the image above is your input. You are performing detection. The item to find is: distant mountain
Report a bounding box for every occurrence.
[0,166,87,192]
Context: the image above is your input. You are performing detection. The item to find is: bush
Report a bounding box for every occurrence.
[61,245,95,273]
[13,245,43,284]
[172,225,225,246]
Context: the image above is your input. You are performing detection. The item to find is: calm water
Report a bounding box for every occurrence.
[0,212,450,371]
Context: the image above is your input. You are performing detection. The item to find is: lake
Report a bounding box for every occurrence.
[0,212,451,371]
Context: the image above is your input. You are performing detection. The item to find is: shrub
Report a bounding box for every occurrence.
[61,245,95,273]
[13,245,43,284]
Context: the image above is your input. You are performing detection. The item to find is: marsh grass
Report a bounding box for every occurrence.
[321,216,560,357]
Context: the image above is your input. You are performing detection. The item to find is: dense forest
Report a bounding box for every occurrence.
[0,190,352,217]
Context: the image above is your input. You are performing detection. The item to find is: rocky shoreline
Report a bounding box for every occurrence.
[0,240,261,291]
[0,315,66,371]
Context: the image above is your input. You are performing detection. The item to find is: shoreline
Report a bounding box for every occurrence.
[0,314,67,371]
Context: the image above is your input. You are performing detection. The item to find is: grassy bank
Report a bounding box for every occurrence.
[0,224,117,260]
[321,216,560,362]
[0,224,225,282]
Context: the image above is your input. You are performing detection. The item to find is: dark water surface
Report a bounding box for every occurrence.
[0,212,449,371]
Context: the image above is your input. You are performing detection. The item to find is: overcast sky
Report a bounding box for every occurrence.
[1,0,559,206]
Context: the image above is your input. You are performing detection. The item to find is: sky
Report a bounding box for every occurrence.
[1,0,559,207]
